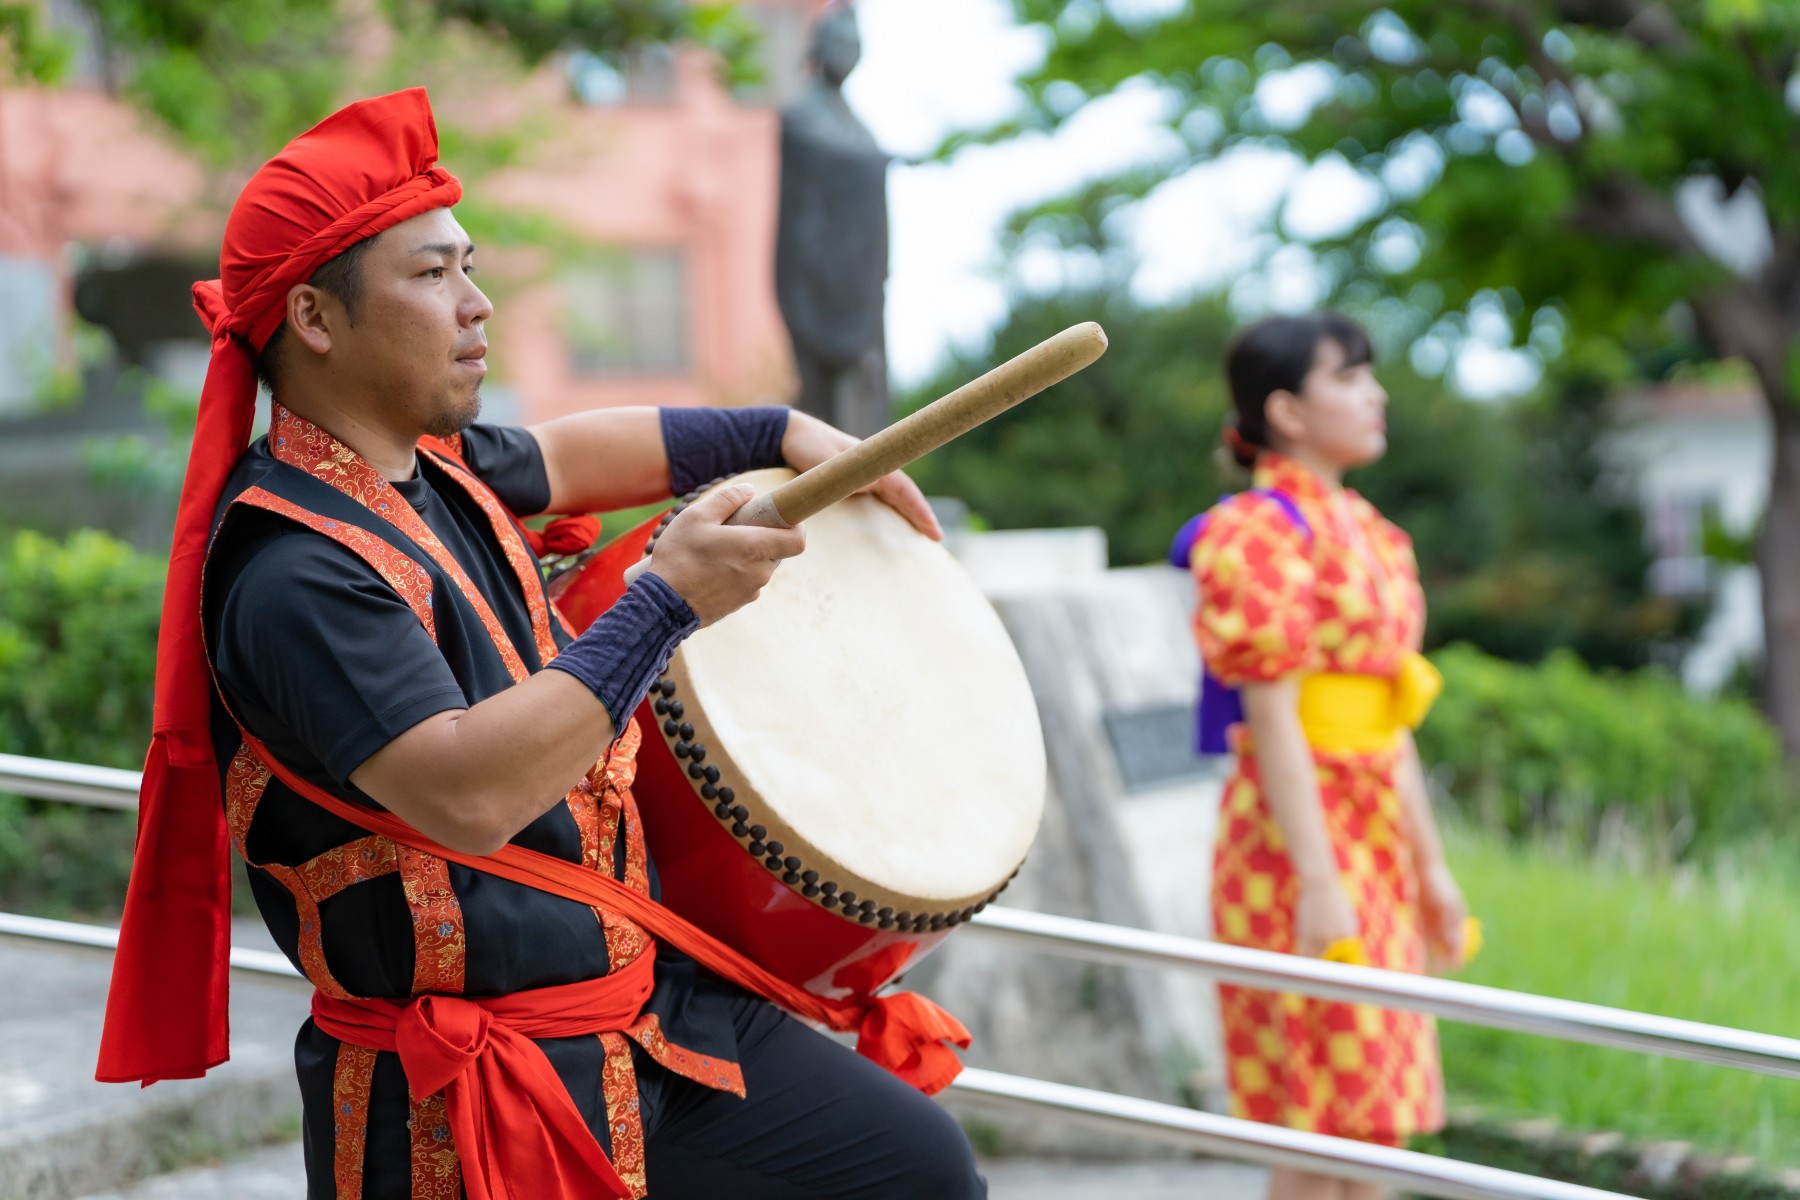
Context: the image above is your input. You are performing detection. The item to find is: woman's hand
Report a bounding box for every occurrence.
[1294,874,1360,958]
[1419,860,1469,965]
[780,411,943,540]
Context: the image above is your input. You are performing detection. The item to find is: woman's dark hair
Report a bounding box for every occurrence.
[1222,311,1372,468]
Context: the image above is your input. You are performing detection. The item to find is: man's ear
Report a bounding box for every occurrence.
[1264,389,1306,442]
[286,284,335,358]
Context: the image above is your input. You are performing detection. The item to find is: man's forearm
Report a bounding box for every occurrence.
[529,405,792,516]
[529,407,671,515]
[350,574,697,854]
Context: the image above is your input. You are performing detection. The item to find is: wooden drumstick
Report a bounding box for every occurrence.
[622,321,1107,583]
[732,321,1108,529]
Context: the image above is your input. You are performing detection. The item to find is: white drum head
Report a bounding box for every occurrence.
[666,469,1046,913]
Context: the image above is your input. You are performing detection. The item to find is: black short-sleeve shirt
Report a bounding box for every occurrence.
[200,423,740,1196]
[207,423,556,790]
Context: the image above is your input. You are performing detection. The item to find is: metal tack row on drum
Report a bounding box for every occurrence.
[648,672,1021,934]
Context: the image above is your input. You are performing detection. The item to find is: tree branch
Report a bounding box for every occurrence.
[1568,174,1702,257]
[1691,287,1793,401]
[1553,0,1689,51]
[1463,0,1577,90]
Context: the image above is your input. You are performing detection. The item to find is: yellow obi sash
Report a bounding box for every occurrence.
[1295,651,1443,753]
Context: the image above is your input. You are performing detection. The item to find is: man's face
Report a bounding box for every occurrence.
[329,207,492,438]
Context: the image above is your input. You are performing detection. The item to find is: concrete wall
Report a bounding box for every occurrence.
[916,534,1230,1153]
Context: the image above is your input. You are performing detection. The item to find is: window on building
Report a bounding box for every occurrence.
[732,4,811,107]
[563,249,689,376]
[1645,492,1715,598]
[0,255,60,415]
[45,0,114,87]
[567,44,677,106]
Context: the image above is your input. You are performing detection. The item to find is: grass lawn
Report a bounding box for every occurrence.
[1440,830,1800,1165]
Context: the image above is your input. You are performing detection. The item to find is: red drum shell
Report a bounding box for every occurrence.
[547,512,947,1000]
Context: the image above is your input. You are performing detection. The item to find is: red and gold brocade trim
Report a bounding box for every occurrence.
[625,1013,746,1098]
[408,1089,461,1200]
[567,737,652,969]
[397,844,467,996]
[297,836,399,901]
[567,766,609,874]
[230,487,439,641]
[268,404,529,684]
[332,1042,377,1199]
[421,432,464,461]
[260,860,353,1000]
[603,723,650,900]
[420,446,564,664]
[223,745,272,858]
[599,1032,647,1197]
[261,838,402,1002]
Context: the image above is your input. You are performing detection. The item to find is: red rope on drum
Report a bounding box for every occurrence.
[237,731,972,1095]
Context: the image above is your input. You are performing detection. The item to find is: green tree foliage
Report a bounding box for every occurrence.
[902,288,1237,568]
[9,0,756,164]
[954,0,1800,750]
[0,2,71,82]
[902,286,1691,666]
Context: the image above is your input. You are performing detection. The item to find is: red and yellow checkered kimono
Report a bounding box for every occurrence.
[1189,452,1445,1146]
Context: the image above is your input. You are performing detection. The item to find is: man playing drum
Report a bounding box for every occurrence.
[97,89,986,1200]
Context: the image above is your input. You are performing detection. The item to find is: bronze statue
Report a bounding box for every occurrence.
[775,3,891,438]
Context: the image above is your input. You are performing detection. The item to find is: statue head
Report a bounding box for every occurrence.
[807,3,862,88]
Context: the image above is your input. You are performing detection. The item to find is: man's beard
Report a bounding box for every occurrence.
[421,386,482,439]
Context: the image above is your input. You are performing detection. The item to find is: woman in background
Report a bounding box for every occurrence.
[1187,312,1467,1200]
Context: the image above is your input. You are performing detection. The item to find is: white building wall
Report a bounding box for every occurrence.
[1608,405,1770,692]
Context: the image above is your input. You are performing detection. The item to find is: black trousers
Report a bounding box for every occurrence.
[639,991,988,1199]
[301,989,986,1199]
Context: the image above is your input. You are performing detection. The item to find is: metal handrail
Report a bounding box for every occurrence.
[8,750,1800,1080]
[9,751,1796,1198]
[0,911,302,977]
[964,905,1800,1080]
[0,752,142,811]
[951,1068,1627,1200]
[0,910,1631,1200]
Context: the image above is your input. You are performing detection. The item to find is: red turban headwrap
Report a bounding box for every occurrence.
[98,89,463,1085]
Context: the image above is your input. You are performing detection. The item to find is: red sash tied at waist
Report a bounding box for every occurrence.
[311,950,657,1200]
[237,731,971,1099]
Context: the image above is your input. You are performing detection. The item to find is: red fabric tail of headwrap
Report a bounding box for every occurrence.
[97,87,463,1087]
[98,328,256,1084]
[96,740,234,1083]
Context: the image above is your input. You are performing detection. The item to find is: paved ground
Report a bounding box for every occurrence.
[0,923,312,1200]
[2,925,1268,1200]
[73,1139,1269,1199]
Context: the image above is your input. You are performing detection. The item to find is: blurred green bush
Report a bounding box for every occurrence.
[0,528,160,917]
[0,528,160,767]
[1421,645,1796,856]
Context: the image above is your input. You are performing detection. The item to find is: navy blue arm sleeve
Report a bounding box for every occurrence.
[658,405,791,496]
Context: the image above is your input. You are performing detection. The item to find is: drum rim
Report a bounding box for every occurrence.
[648,660,1021,935]
[641,470,1036,936]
